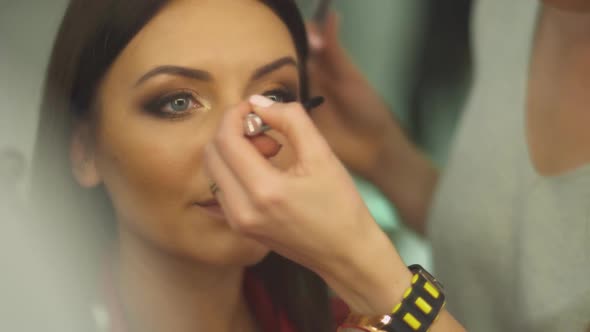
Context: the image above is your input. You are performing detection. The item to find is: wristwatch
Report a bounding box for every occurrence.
[337,265,446,332]
[338,313,393,332]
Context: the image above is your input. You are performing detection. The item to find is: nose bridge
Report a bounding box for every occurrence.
[214,75,249,113]
[201,79,246,136]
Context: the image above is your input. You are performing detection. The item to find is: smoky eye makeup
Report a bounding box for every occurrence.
[137,72,299,120]
[261,87,297,103]
[140,89,209,119]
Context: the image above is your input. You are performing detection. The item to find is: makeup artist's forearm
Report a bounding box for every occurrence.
[368,133,439,235]
[321,225,413,314]
[325,226,466,331]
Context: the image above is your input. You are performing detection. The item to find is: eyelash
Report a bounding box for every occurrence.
[263,88,297,103]
[142,87,297,119]
[142,90,203,119]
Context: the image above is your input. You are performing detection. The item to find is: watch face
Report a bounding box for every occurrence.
[422,270,445,290]
[411,264,444,290]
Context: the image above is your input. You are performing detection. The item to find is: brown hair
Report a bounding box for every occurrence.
[30,1,331,331]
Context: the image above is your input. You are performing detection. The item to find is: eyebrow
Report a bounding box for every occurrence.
[135,66,213,86]
[134,56,298,87]
[250,56,298,81]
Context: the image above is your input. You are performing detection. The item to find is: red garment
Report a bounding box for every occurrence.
[101,268,348,332]
[243,272,297,332]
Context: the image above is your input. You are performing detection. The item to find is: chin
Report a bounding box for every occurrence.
[222,241,272,267]
[177,235,272,268]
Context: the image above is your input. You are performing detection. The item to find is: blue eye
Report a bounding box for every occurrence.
[143,91,203,118]
[263,89,296,103]
[165,95,196,113]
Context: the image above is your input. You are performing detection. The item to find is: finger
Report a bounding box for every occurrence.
[322,12,341,53]
[307,12,340,54]
[307,59,342,95]
[203,143,254,229]
[307,13,351,80]
[249,95,332,164]
[249,135,282,159]
[213,101,282,191]
[307,22,325,52]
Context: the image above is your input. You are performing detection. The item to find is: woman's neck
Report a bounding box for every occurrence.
[114,228,259,332]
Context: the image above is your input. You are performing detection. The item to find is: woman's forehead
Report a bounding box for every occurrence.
[111,0,298,82]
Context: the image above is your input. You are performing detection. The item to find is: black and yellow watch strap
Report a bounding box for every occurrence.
[383,264,446,332]
[337,265,446,332]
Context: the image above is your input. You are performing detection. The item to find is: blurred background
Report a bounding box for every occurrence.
[0,0,472,328]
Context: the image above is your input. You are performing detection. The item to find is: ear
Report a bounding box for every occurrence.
[70,123,101,188]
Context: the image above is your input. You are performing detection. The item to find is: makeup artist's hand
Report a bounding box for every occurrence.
[204,96,412,315]
[307,13,439,235]
[306,13,406,181]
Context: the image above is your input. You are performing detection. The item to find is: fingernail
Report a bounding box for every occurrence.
[308,33,323,50]
[249,95,275,108]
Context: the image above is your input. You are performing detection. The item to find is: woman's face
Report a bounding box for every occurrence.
[81,0,300,265]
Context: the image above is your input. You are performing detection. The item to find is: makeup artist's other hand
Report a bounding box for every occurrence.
[204,97,411,315]
[306,13,405,181]
[306,14,440,236]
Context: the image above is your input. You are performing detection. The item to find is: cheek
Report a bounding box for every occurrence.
[94,112,214,221]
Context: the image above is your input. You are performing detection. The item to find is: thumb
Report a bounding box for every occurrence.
[307,22,325,52]
[307,13,353,80]
[307,12,341,55]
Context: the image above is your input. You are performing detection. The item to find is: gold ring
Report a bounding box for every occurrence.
[209,182,220,195]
